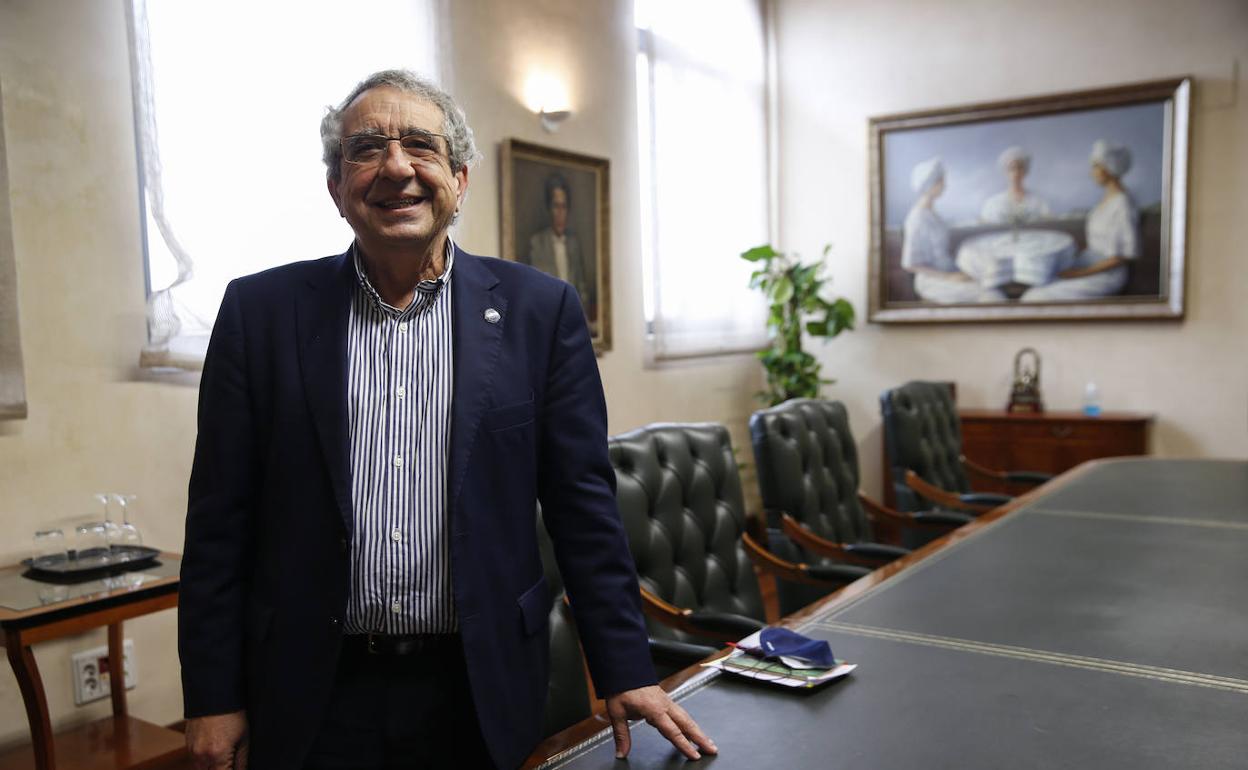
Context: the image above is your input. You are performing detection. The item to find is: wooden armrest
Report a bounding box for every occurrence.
[904,470,995,515]
[741,531,849,588]
[780,514,886,567]
[638,588,740,643]
[859,493,966,532]
[962,456,1010,482]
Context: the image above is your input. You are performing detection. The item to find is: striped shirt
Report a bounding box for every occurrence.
[344,240,456,634]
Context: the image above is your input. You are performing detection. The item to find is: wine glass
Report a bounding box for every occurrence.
[111,494,143,560]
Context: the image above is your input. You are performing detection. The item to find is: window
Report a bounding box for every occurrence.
[635,0,771,359]
[127,0,441,369]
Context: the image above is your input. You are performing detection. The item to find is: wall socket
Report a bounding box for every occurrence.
[71,638,136,706]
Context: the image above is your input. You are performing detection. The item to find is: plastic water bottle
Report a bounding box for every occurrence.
[1083,382,1101,417]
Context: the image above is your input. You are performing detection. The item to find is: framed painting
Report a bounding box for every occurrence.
[868,77,1190,323]
[0,80,27,419]
[500,139,611,353]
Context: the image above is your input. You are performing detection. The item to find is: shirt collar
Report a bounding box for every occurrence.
[351,238,455,316]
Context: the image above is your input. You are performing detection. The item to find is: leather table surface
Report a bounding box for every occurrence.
[540,459,1248,769]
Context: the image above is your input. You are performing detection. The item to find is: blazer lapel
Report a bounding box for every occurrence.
[297,250,355,535]
[448,248,505,525]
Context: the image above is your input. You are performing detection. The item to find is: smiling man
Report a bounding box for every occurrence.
[178,70,715,770]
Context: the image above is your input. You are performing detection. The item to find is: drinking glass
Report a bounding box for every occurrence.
[73,521,110,567]
[32,528,67,569]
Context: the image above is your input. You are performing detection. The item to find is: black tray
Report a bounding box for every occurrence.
[22,546,161,584]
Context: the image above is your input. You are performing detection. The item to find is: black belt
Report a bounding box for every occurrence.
[341,633,461,656]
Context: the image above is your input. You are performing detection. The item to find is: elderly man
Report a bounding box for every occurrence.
[179,70,715,770]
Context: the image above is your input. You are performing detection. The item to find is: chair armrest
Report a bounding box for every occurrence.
[859,493,969,532]
[685,611,766,639]
[741,531,869,589]
[962,456,1052,487]
[904,471,995,515]
[648,638,720,668]
[804,563,872,584]
[911,510,975,527]
[843,542,909,562]
[1003,470,1054,485]
[960,492,1012,507]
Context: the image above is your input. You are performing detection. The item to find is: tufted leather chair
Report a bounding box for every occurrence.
[535,505,592,739]
[750,399,970,613]
[610,423,767,646]
[880,381,1052,514]
[609,422,868,664]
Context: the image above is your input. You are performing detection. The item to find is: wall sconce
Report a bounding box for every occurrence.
[538,109,571,133]
[524,72,572,133]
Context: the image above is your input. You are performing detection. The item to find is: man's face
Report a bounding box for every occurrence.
[327,86,467,253]
[549,187,569,236]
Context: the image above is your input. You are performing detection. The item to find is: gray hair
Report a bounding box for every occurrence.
[320,69,480,182]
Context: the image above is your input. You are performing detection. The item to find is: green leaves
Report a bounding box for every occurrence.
[740,242,856,406]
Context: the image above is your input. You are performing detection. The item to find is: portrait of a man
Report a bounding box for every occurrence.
[502,140,610,351]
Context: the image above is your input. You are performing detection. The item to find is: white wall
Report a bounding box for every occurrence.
[0,0,760,746]
[775,0,1248,497]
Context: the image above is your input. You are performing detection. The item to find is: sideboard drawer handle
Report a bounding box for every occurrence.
[1051,426,1074,439]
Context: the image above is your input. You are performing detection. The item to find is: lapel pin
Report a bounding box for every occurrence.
[484,308,501,324]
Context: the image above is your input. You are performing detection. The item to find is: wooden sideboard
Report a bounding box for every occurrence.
[958,409,1154,495]
[881,409,1155,508]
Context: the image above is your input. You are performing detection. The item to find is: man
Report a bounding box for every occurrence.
[527,174,594,313]
[179,70,716,770]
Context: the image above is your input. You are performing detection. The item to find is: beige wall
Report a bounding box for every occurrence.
[775,0,1248,498]
[0,0,760,746]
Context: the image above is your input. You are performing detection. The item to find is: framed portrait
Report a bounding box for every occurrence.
[501,139,611,353]
[868,77,1190,323]
[0,81,27,419]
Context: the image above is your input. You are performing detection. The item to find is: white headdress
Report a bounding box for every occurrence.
[910,157,945,195]
[1090,140,1131,178]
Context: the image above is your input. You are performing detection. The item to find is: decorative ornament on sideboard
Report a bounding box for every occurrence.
[1007,347,1044,413]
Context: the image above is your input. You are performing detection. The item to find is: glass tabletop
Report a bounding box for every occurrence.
[0,555,180,614]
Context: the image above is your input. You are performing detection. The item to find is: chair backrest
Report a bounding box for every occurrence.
[880,380,969,510]
[609,423,765,644]
[535,505,592,739]
[749,398,872,544]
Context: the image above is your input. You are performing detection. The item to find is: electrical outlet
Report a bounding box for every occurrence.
[71,638,136,706]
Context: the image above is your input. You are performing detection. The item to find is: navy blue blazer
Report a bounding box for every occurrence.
[178,246,656,769]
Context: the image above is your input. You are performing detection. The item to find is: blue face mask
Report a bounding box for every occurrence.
[758,627,836,668]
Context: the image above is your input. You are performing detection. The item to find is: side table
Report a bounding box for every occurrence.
[0,554,183,770]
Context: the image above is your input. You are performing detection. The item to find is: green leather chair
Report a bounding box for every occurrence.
[608,422,868,671]
[880,381,1052,515]
[534,505,593,739]
[750,398,971,612]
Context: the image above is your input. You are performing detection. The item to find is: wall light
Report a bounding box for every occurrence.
[524,72,573,133]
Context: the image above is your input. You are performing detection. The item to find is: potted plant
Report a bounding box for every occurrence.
[741,244,855,406]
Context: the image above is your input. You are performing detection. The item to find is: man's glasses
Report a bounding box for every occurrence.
[340,130,450,165]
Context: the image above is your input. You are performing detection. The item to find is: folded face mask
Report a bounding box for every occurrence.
[757,627,836,669]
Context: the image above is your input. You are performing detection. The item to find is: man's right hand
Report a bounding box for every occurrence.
[186,711,249,770]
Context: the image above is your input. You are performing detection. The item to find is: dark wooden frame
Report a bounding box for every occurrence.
[867,77,1191,324]
[500,139,612,354]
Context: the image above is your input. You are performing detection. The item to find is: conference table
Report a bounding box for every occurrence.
[529,458,1248,769]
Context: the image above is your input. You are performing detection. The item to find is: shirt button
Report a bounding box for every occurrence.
[390,600,402,614]
[391,528,402,543]
[396,385,406,398]
[393,455,403,468]
[398,322,409,333]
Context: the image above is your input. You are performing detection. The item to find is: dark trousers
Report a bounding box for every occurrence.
[304,637,495,770]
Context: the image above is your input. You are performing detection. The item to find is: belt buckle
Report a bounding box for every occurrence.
[366,633,381,655]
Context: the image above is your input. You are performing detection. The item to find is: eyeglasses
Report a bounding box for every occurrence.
[340,130,450,165]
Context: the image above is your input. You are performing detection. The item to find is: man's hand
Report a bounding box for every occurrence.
[605,685,717,761]
[186,711,249,770]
